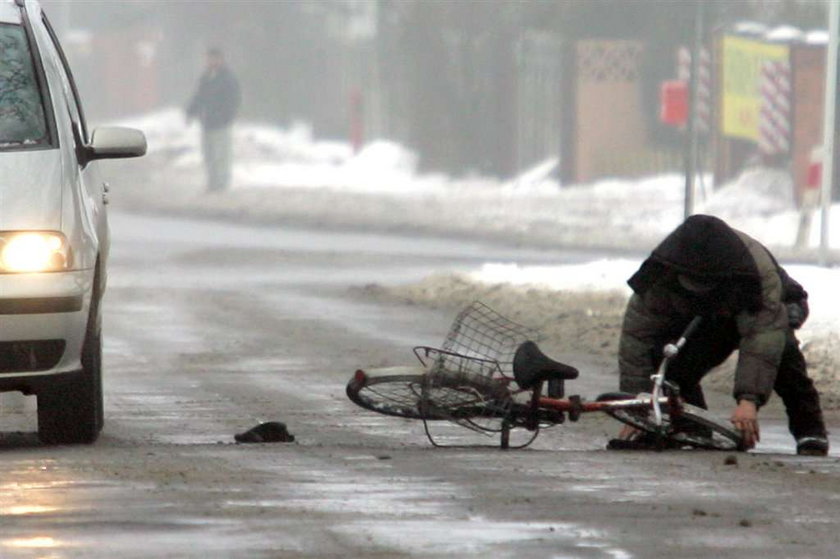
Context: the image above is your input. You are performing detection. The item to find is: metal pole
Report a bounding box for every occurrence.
[820,0,840,265]
[684,0,704,220]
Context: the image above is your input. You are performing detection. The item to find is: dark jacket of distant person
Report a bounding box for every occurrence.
[186,64,241,131]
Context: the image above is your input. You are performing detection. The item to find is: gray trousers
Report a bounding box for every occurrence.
[201,126,233,192]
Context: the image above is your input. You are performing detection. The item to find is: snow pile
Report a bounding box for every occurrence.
[117,108,507,196]
[233,131,425,193]
[699,166,796,218]
[117,108,200,164]
[470,260,638,294]
[505,158,562,194]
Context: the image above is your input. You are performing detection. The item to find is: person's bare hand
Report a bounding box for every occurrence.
[731,399,759,449]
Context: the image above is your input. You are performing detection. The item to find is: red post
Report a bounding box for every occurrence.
[807,148,822,192]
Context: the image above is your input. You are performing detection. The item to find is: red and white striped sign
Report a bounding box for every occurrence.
[759,59,791,155]
[677,46,712,134]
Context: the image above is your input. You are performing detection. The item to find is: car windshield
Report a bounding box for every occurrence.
[0,22,48,149]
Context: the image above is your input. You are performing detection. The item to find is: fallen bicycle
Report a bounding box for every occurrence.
[346,301,743,451]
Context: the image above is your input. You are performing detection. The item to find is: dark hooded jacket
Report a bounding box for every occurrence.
[618,215,797,405]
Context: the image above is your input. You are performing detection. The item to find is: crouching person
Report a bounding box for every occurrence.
[610,214,828,456]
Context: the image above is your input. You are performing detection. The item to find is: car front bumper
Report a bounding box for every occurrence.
[0,269,94,385]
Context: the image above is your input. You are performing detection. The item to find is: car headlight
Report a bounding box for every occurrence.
[0,232,71,273]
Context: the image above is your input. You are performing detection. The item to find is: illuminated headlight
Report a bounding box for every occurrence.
[0,232,71,273]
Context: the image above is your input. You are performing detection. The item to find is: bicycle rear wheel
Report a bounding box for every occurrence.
[346,367,438,420]
[605,398,742,451]
[346,367,508,422]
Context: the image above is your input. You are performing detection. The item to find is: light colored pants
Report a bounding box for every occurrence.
[201,126,233,192]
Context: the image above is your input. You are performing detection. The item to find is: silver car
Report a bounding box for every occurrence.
[1,0,146,443]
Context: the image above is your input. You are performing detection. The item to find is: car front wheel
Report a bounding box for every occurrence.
[37,269,104,445]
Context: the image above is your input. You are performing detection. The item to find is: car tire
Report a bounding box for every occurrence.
[37,267,104,445]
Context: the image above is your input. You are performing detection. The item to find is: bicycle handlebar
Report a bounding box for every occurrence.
[652,315,702,427]
[676,316,703,350]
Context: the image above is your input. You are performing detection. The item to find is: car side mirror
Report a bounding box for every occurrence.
[87,127,147,160]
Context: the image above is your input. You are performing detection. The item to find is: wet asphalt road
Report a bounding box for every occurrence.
[0,212,838,558]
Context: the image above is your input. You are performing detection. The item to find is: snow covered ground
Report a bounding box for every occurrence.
[119,108,839,249]
[113,109,840,403]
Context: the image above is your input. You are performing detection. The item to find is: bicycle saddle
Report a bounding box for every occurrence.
[513,340,579,390]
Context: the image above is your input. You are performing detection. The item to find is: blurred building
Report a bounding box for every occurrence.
[39,0,832,192]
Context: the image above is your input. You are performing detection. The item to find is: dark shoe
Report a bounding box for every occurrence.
[796,436,829,456]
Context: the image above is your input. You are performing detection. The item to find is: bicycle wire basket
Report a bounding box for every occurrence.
[415,301,542,438]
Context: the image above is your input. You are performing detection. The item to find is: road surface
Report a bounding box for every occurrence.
[0,212,837,558]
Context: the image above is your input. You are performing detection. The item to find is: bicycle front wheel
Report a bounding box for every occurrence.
[604,397,674,437]
[605,398,742,451]
[670,404,743,451]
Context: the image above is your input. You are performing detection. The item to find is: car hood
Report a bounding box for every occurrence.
[0,149,64,231]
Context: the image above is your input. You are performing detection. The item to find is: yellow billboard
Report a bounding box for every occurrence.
[721,35,789,140]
